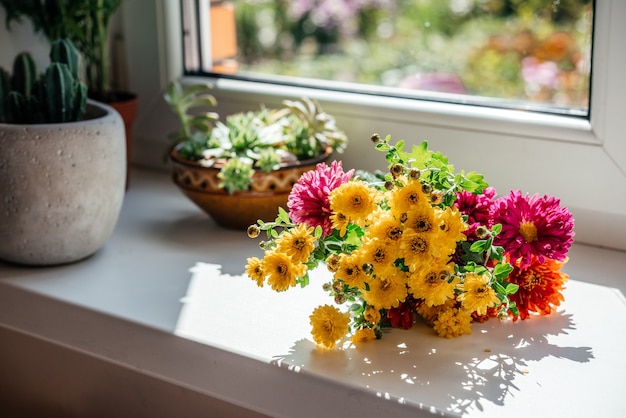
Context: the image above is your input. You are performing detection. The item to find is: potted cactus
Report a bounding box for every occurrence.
[0,39,126,266]
[0,39,87,124]
[165,80,348,229]
[0,0,138,184]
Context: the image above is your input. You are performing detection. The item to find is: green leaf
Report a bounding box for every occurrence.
[296,273,310,288]
[493,263,514,280]
[469,240,488,253]
[461,171,489,193]
[408,141,431,168]
[349,303,362,312]
[493,281,507,295]
[277,206,290,224]
[491,223,503,235]
[505,283,519,294]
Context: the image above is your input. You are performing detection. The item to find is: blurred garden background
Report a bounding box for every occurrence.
[220,0,593,114]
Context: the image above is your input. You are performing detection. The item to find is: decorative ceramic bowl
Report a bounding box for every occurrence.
[170,147,332,229]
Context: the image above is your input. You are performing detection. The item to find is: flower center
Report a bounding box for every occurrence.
[519,221,538,243]
[406,192,419,205]
[410,236,428,254]
[522,273,542,290]
[387,226,403,241]
[351,195,363,208]
[293,238,306,250]
[412,216,431,232]
[373,248,386,263]
[277,263,288,275]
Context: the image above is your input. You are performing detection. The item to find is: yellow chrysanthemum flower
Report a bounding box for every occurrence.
[408,265,457,307]
[359,237,398,277]
[334,253,368,289]
[329,180,379,227]
[456,273,500,316]
[245,257,265,287]
[389,178,425,215]
[432,307,473,338]
[262,251,306,292]
[366,212,403,243]
[275,223,316,263]
[361,275,408,309]
[404,200,436,234]
[435,207,468,251]
[309,304,350,349]
[351,327,377,344]
[330,211,350,237]
[363,305,382,324]
[416,298,456,325]
[399,228,433,272]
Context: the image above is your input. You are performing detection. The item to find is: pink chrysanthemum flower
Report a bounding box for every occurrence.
[489,190,574,268]
[287,161,354,236]
[455,187,497,227]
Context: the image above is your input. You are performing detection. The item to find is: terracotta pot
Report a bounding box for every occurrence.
[170,147,332,230]
[0,101,126,265]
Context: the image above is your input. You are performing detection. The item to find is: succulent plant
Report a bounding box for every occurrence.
[165,80,348,194]
[0,38,87,124]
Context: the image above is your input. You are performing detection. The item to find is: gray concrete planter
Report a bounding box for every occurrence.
[0,101,126,265]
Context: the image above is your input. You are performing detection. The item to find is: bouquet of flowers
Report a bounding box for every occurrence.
[246,134,574,349]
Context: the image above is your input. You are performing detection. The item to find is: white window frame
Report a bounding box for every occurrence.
[121,0,625,251]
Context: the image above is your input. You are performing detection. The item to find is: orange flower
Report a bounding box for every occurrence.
[507,256,569,320]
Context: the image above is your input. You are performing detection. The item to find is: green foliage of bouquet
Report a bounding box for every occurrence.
[246,134,574,350]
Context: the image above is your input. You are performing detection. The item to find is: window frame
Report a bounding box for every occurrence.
[120,0,625,251]
[181,0,601,146]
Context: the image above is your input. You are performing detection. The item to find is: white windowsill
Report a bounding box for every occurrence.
[1,168,625,417]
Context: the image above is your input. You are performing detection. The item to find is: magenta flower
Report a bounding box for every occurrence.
[287,161,354,235]
[455,187,497,227]
[489,190,574,268]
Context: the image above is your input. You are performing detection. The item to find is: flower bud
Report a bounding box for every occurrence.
[408,168,421,180]
[384,180,394,191]
[332,280,343,293]
[475,225,489,239]
[430,190,444,205]
[362,263,374,275]
[421,183,432,194]
[322,282,332,292]
[247,224,260,238]
[497,311,511,323]
[326,254,340,272]
[334,294,347,304]
[370,133,381,143]
[390,163,404,179]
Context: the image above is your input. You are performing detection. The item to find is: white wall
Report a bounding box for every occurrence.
[0,9,49,71]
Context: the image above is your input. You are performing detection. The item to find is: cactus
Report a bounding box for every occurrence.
[0,39,87,124]
[0,68,9,123]
[50,38,80,79]
[10,52,37,97]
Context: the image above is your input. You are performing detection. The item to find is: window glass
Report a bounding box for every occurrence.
[186,0,593,117]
